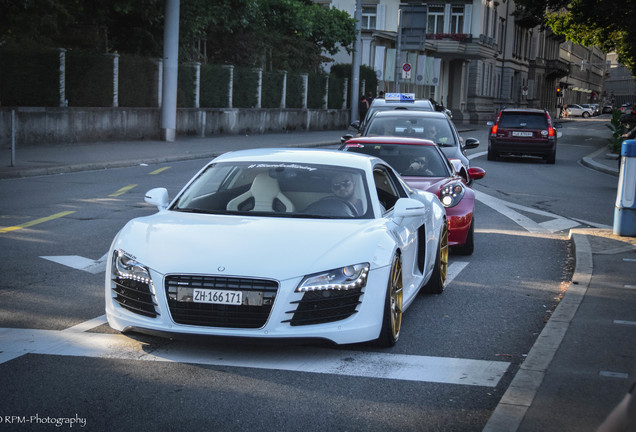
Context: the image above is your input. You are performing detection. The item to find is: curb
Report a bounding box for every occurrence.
[581,147,619,177]
[482,229,593,432]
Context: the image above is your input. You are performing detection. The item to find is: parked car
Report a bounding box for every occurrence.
[106,148,448,347]
[581,104,600,116]
[487,108,562,164]
[567,104,594,118]
[621,103,634,114]
[602,105,614,114]
[345,110,479,182]
[341,136,485,255]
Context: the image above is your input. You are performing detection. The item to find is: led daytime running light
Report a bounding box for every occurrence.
[297,264,370,292]
[113,249,153,285]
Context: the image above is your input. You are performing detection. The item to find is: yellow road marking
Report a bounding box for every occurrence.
[0,211,76,234]
[149,167,170,175]
[109,184,137,197]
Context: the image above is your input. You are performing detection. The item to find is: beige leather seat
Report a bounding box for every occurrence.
[226,173,295,212]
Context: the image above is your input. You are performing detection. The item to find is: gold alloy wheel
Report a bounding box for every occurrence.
[440,224,449,286]
[389,255,403,339]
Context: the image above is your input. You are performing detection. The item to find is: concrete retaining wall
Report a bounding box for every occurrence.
[0,107,350,146]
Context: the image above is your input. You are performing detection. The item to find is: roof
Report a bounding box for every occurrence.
[344,137,437,147]
[369,110,448,119]
[211,147,378,170]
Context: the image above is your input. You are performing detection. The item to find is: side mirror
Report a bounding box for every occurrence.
[486,121,495,126]
[349,120,361,131]
[393,198,427,222]
[553,123,563,129]
[340,134,354,144]
[463,138,480,149]
[468,167,486,181]
[145,188,169,210]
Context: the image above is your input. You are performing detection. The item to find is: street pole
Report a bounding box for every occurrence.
[161,0,180,142]
[350,1,362,123]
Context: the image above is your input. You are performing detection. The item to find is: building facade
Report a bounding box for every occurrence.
[317,0,606,123]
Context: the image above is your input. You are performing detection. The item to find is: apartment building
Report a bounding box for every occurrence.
[317,0,606,123]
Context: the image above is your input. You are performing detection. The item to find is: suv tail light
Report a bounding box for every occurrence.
[490,124,498,135]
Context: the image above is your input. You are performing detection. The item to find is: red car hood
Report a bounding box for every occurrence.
[402,176,449,196]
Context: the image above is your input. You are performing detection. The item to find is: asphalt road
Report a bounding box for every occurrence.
[0,118,618,431]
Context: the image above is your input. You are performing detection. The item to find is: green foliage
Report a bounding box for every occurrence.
[286,74,304,109]
[515,0,636,74]
[200,65,230,108]
[328,75,345,109]
[233,67,258,108]
[262,71,285,108]
[0,46,59,106]
[119,54,157,107]
[66,50,114,107]
[607,109,625,153]
[307,73,327,109]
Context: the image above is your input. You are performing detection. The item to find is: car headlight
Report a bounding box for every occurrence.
[296,263,369,292]
[440,182,465,208]
[112,249,152,284]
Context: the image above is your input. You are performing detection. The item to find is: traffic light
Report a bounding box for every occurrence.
[556,87,562,97]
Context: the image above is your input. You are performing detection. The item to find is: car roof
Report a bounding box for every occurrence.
[345,137,437,147]
[499,108,547,114]
[211,148,379,171]
[370,98,434,110]
[369,110,449,120]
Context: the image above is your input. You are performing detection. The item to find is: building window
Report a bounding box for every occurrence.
[427,4,445,34]
[451,5,465,33]
[362,5,377,30]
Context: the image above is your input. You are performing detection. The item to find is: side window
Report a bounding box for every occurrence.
[372,166,405,212]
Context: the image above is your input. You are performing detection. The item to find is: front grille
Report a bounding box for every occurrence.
[112,277,159,318]
[165,275,278,328]
[285,288,363,326]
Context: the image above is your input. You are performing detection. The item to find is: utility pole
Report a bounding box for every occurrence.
[161,0,180,142]
[350,1,362,122]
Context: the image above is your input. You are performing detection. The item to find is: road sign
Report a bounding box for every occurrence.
[402,63,412,72]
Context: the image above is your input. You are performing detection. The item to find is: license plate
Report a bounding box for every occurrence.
[512,131,533,137]
[192,288,243,305]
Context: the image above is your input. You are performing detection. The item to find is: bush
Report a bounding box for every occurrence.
[607,109,626,153]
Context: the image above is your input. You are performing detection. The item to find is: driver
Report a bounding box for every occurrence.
[407,156,433,175]
[331,173,363,215]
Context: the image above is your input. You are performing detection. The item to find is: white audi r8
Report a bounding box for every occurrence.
[105,148,447,347]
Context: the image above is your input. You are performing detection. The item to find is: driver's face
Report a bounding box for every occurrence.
[331,174,355,199]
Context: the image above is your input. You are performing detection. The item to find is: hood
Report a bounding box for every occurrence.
[402,176,450,196]
[113,211,389,281]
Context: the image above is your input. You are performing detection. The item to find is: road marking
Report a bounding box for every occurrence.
[41,253,108,274]
[614,320,636,326]
[624,285,636,290]
[447,261,468,285]
[474,190,579,233]
[149,167,170,175]
[0,211,76,234]
[108,184,137,197]
[0,325,509,387]
[600,371,629,379]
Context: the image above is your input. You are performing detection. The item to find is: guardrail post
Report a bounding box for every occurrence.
[254,68,263,109]
[302,74,308,109]
[223,65,234,108]
[110,53,120,107]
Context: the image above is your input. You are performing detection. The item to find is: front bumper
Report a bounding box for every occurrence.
[105,265,391,345]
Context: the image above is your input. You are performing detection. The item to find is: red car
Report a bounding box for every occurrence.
[341,136,485,255]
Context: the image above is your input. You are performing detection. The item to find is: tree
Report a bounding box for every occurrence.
[0,0,357,72]
[514,0,636,73]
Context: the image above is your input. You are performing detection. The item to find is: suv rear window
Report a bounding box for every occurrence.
[498,113,548,129]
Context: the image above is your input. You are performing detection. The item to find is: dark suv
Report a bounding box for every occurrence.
[487,108,562,164]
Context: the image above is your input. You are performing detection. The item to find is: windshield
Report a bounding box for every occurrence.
[363,116,455,147]
[345,144,450,178]
[171,162,372,219]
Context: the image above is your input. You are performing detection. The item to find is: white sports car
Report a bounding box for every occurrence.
[106,148,447,346]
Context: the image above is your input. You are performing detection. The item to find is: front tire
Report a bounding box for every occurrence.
[376,253,403,347]
[423,223,449,294]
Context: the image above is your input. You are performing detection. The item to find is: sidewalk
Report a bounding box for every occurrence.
[1,130,634,431]
[0,129,347,179]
